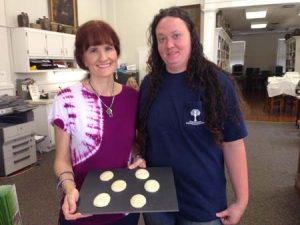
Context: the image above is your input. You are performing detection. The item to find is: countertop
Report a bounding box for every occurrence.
[26,99,54,105]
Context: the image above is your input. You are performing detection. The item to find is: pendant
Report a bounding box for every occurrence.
[106,107,113,117]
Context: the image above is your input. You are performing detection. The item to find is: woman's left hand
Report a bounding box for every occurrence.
[128,158,146,169]
[216,201,247,225]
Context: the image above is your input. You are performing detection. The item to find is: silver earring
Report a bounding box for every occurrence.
[114,72,118,80]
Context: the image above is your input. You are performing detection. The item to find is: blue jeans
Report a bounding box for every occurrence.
[143,212,222,225]
[59,213,139,225]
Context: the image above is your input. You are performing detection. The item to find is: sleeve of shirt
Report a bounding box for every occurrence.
[220,73,248,142]
[48,91,71,134]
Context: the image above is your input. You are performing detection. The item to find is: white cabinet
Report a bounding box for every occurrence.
[46,32,64,58]
[286,36,300,73]
[26,30,47,57]
[30,100,55,152]
[62,34,76,59]
[11,27,76,73]
[215,27,231,72]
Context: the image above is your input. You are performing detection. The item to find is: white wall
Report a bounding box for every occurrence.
[0,0,102,95]
[234,33,284,73]
[0,0,6,25]
[0,0,14,95]
[230,41,245,72]
[202,0,300,61]
[276,38,286,72]
[5,0,48,28]
[4,0,103,27]
[4,0,205,93]
[106,0,203,81]
[1,0,296,95]
[77,0,103,25]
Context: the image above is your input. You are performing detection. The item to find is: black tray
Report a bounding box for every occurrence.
[77,167,178,214]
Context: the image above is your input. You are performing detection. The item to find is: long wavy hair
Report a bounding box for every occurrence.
[136,7,237,156]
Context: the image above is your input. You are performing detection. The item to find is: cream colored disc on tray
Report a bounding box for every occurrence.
[93,193,111,207]
[99,171,114,181]
[111,179,127,192]
[135,168,149,180]
[130,194,147,208]
[144,179,160,193]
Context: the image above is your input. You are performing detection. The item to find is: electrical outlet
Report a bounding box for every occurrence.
[0,71,6,82]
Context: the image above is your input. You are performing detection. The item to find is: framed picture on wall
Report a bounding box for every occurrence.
[179,4,201,38]
[48,0,78,27]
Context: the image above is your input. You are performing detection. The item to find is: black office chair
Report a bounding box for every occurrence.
[232,64,243,76]
[275,66,283,76]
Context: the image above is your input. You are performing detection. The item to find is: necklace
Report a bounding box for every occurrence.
[88,79,115,117]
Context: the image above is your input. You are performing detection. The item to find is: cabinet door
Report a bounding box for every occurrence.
[45,103,55,146]
[27,30,47,57]
[63,35,75,59]
[46,33,64,58]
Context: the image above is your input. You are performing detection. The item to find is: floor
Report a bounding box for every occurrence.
[242,89,296,123]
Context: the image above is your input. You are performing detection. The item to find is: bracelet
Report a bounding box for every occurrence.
[57,171,74,182]
[56,178,75,191]
[132,154,142,161]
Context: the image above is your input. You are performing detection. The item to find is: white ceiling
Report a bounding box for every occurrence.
[221,3,300,36]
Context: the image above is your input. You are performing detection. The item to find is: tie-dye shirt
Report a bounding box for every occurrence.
[48,82,138,225]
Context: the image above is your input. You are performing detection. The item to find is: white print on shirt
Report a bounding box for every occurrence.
[185,108,204,125]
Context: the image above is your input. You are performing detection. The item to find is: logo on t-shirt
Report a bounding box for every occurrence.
[185,109,204,125]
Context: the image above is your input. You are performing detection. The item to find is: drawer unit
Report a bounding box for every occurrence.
[0,121,37,176]
[1,121,34,140]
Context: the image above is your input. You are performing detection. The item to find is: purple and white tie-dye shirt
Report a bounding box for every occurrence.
[48,82,138,225]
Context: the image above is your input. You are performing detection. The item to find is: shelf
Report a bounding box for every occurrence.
[16,68,81,74]
[286,36,300,73]
[215,27,231,71]
[11,27,76,73]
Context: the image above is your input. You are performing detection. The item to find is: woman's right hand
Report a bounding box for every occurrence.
[128,157,146,169]
[62,187,91,220]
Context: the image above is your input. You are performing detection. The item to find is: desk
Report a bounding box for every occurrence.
[267,77,299,98]
[267,75,300,115]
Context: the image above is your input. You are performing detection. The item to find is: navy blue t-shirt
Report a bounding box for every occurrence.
[138,71,247,222]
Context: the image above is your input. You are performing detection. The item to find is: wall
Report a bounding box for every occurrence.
[276,39,286,72]
[0,0,14,95]
[202,0,300,61]
[107,0,203,81]
[0,0,103,95]
[2,0,296,95]
[230,41,245,72]
[4,0,102,27]
[234,32,284,73]
[2,0,204,93]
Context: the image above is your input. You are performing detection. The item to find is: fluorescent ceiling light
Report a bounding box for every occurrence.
[246,9,267,19]
[251,22,267,29]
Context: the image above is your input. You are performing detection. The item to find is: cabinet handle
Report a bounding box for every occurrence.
[12,141,29,149]
[14,155,30,164]
[13,147,30,155]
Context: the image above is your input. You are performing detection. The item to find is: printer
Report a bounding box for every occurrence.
[0,95,37,176]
